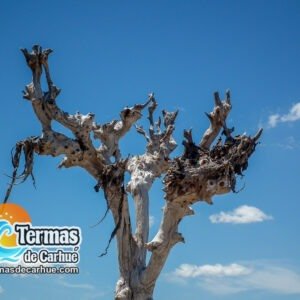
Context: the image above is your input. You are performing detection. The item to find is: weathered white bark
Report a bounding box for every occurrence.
[5,45,262,300]
[121,97,179,299]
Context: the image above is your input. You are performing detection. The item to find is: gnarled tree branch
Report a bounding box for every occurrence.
[4,46,262,300]
[126,95,178,277]
[200,90,231,150]
[141,91,262,291]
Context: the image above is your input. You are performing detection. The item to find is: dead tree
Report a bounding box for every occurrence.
[5,45,262,300]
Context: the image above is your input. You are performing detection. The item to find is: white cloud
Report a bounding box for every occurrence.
[0,285,4,294]
[149,215,155,228]
[58,280,95,290]
[168,262,300,295]
[174,263,252,278]
[209,205,273,224]
[268,114,280,128]
[268,102,300,128]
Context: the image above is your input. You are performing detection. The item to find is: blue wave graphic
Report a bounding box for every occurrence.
[0,220,26,263]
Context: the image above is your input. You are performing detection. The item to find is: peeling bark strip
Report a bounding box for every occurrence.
[4,45,262,300]
[4,138,37,203]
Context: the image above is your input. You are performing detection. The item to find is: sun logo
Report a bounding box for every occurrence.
[0,203,31,263]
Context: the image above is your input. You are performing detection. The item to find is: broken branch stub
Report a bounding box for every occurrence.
[199,90,232,151]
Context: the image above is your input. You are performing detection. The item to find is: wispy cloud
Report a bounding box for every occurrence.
[167,261,300,295]
[149,215,155,228]
[58,280,95,290]
[278,136,300,150]
[209,205,273,224]
[83,291,109,299]
[268,102,300,128]
[174,263,252,278]
[58,281,109,299]
[0,285,4,294]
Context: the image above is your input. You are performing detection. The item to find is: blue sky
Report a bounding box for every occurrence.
[1,0,300,299]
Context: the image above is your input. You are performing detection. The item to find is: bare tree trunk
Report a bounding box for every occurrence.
[4,46,262,299]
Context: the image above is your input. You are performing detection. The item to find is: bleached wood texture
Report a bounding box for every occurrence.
[5,46,262,299]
